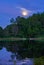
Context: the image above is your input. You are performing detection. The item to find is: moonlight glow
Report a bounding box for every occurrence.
[22,10,28,16]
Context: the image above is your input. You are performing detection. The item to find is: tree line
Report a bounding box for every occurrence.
[0,12,44,58]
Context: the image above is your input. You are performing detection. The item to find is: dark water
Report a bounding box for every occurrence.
[0,47,34,65]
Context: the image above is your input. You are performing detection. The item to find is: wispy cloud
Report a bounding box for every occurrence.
[0,4,36,17]
[16,6,33,15]
[17,6,39,15]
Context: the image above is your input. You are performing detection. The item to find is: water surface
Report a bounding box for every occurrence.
[0,47,34,65]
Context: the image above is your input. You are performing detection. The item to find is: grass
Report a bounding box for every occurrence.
[34,56,44,65]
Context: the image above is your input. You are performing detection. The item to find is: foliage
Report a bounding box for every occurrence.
[0,12,44,58]
[34,56,44,65]
[0,27,4,37]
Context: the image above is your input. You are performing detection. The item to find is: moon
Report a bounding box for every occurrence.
[21,10,28,16]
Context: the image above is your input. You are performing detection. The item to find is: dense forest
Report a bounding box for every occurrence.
[0,12,44,59]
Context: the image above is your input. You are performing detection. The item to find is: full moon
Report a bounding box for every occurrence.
[21,10,28,16]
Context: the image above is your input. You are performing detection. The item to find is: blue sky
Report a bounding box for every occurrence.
[0,0,44,28]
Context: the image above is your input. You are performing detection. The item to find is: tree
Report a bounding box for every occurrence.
[10,18,15,23]
[1,12,44,58]
[0,27,3,37]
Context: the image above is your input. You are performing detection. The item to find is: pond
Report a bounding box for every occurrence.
[0,47,34,65]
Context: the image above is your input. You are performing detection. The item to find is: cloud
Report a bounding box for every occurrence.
[16,6,32,15]
[0,4,35,17]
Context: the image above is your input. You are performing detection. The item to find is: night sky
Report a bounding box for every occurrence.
[0,0,44,28]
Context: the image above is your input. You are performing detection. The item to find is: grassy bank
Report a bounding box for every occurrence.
[34,56,44,65]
